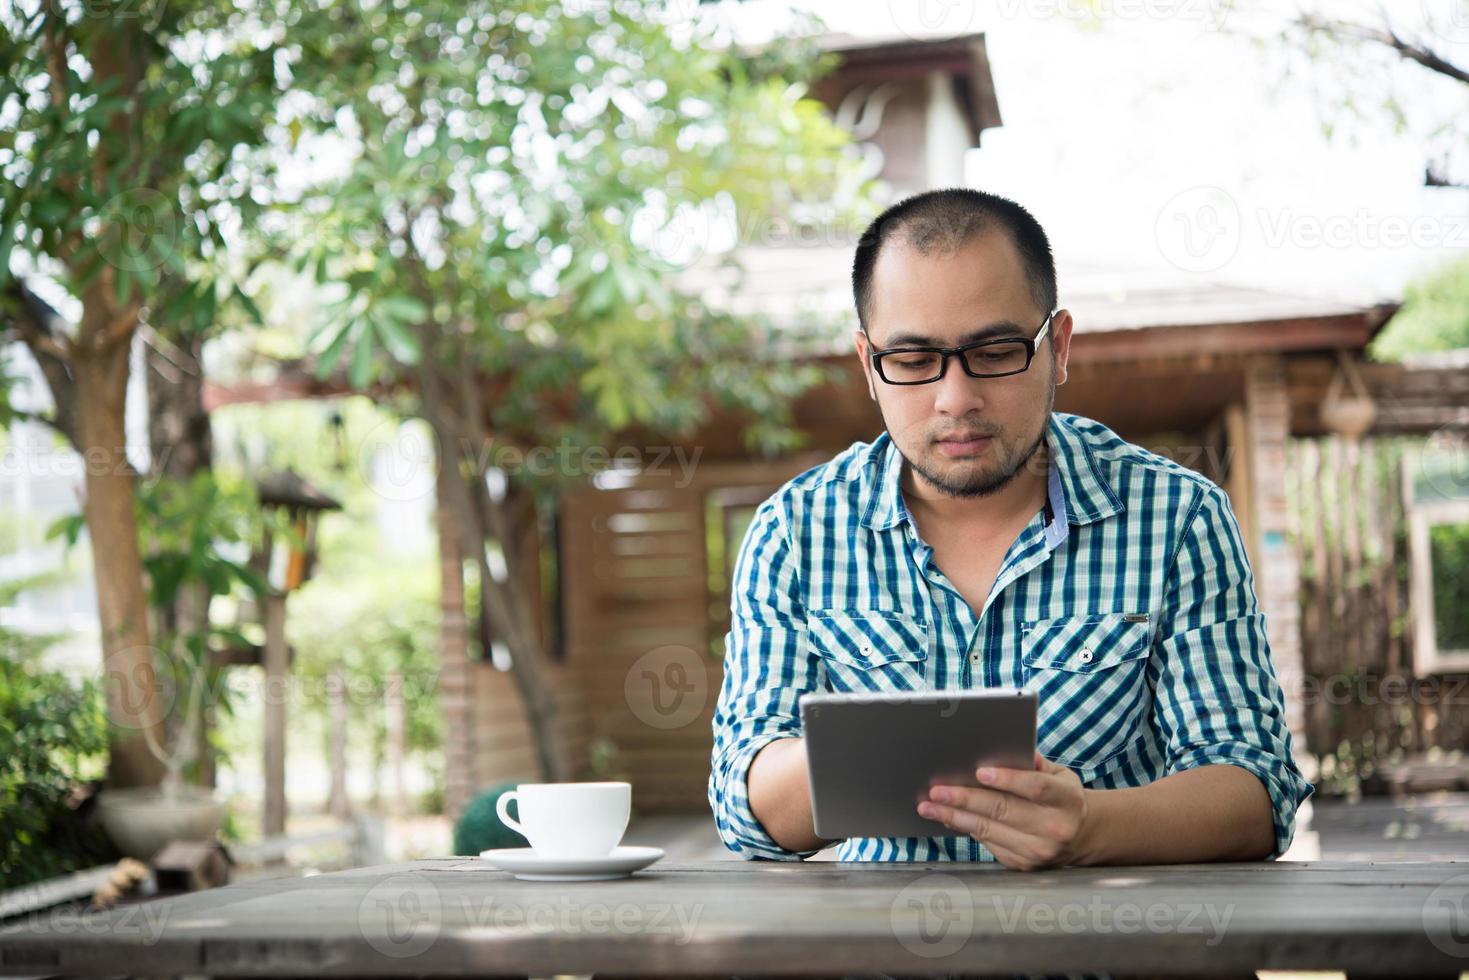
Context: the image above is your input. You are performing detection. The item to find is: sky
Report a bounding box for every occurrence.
[725,0,1469,306]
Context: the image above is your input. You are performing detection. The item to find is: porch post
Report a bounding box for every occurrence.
[1242,356,1317,854]
[1243,357,1306,738]
[436,468,478,820]
[262,591,288,837]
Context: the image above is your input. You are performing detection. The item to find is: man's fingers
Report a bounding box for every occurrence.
[926,784,1044,828]
[920,799,1040,855]
[975,762,1057,804]
[983,839,1045,873]
[922,800,1067,869]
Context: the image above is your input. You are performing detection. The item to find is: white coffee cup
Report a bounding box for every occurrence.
[495,781,631,859]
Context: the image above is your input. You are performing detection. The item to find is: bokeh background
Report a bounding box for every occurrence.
[2,0,1467,892]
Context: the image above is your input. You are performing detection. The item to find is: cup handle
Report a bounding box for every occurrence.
[496,791,526,838]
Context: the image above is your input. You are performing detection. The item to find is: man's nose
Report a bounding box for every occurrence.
[930,358,987,417]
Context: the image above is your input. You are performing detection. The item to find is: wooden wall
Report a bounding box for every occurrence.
[1288,435,1469,795]
[462,458,821,815]
[560,478,715,810]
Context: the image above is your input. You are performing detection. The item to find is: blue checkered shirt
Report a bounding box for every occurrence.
[709,411,1313,862]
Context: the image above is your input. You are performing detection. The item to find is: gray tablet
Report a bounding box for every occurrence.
[800,688,1037,840]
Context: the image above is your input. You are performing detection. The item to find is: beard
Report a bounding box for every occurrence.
[883,383,1055,499]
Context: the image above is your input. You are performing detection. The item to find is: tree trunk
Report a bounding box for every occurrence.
[436,465,477,819]
[145,331,217,786]
[327,668,350,819]
[145,331,212,482]
[262,592,288,836]
[72,339,166,789]
[413,345,568,783]
[475,483,567,782]
[386,671,406,816]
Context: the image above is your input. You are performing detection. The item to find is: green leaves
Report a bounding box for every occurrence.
[1369,254,1469,362]
[311,289,426,387]
[276,0,869,481]
[44,513,87,550]
[0,651,110,889]
[374,296,427,363]
[134,471,272,608]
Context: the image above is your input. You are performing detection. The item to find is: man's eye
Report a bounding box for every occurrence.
[893,355,937,368]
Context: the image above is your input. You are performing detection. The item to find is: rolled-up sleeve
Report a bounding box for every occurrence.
[1153,484,1314,859]
[708,497,826,861]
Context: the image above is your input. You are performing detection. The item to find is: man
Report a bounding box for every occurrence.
[707,187,1312,868]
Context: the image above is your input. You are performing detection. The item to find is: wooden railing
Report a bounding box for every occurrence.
[1288,435,1469,795]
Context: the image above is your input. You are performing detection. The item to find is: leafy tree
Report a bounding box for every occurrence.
[47,470,277,792]
[287,0,868,778]
[1230,2,1468,184]
[1370,255,1469,359]
[1220,7,1469,361]
[290,565,444,807]
[0,0,312,785]
[1430,521,1469,650]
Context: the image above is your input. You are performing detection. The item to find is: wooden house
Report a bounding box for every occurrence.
[441,32,1466,817]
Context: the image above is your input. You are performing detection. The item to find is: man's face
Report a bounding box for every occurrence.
[855,229,1073,498]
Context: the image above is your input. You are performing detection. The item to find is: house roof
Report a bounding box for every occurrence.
[255,469,342,512]
[809,32,1003,146]
[680,244,1399,363]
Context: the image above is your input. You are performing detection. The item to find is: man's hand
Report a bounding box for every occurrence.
[916,751,1093,871]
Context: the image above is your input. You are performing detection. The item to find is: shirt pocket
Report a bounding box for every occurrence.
[1021,613,1153,769]
[806,608,929,693]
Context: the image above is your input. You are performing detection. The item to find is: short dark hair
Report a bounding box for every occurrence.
[851,187,1057,332]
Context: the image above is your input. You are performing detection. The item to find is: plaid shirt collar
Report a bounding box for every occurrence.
[859,412,1126,534]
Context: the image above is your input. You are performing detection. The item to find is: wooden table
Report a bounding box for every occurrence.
[3,859,1467,977]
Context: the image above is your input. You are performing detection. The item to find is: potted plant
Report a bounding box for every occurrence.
[58,474,274,860]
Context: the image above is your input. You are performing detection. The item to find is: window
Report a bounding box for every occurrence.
[705,487,774,660]
[1408,446,1469,674]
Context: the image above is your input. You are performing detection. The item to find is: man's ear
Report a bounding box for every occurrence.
[1050,310,1074,388]
[854,327,878,401]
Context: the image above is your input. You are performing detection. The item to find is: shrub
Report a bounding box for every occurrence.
[452,780,531,855]
[0,654,115,887]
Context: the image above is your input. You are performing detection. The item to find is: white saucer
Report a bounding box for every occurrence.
[477,845,665,881]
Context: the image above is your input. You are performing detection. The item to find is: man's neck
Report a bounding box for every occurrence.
[902,441,1051,530]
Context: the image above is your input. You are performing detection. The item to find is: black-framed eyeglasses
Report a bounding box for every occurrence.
[868,309,1057,386]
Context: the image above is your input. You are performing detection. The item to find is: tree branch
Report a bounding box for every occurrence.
[5,407,68,438]
[43,5,68,117]
[1299,15,1469,86]
[3,278,80,447]
[101,304,142,351]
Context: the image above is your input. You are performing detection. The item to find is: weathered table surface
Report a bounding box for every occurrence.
[3,859,1468,977]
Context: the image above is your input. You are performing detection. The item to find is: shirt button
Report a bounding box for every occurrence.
[1079,649,1094,664]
